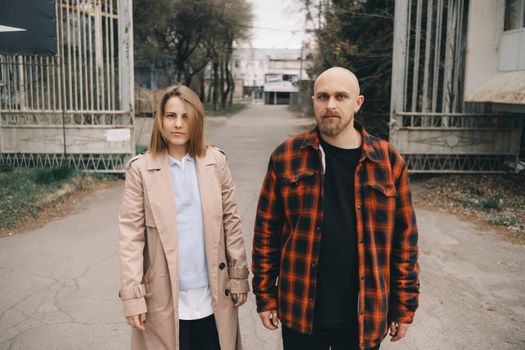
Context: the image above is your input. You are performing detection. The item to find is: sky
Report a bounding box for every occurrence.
[247,0,307,49]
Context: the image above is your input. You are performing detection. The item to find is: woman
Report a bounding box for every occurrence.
[118,85,249,350]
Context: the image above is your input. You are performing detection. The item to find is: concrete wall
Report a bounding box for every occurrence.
[500,29,525,71]
[463,0,502,99]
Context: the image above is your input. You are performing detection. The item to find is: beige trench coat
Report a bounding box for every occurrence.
[118,146,249,350]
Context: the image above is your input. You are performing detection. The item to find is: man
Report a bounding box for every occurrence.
[252,67,419,349]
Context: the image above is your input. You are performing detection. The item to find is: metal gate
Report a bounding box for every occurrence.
[0,0,134,172]
[390,0,522,173]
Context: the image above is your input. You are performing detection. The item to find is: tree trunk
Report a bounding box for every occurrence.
[228,68,234,105]
[207,72,213,103]
[213,61,219,111]
[220,60,227,109]
[199,72,206,102]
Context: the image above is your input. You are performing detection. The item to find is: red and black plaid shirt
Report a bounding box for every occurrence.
[252,123,420,349]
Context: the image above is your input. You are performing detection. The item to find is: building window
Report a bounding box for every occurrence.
[504,0,525,31]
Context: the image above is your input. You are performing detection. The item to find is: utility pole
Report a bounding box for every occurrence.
[298,41,304,110]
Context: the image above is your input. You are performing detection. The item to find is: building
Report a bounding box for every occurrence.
[390,0,525,173]
[463,0,525,113]
[232,47,314,104]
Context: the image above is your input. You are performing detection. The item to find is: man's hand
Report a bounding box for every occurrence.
[231,293,247,307]
[258,309,279,330]
[126,313,146,331]
[389,322,410,342]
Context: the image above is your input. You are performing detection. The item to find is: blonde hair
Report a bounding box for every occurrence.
[149,85,207,158]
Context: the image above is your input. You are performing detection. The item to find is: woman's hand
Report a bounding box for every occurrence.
[231,292,247,307]
[126,313,147,330]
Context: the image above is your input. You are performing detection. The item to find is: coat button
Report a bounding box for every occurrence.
[224,288,230,296]
[219,262,226,270]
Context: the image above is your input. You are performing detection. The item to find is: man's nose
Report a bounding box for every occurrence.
[327,96,336,109]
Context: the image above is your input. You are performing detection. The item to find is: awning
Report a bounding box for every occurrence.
[263,81,298,93]
[465,71,525,104]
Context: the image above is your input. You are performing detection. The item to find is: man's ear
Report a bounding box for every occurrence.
[355,95,365,112]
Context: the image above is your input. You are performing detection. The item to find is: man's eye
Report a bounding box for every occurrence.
[318,95,328,100]
[336,95,346,100]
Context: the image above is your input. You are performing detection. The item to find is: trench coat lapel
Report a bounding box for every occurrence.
[144,152,179,257]
[196,150,222,291]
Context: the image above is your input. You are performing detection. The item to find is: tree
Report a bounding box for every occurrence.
[299,0,394,139]
[204,0,252,110]
[133,0,252,109]
[133,0,173,68]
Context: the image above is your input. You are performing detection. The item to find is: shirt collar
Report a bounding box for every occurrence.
[168,153,194,167]
[300,120,381,163]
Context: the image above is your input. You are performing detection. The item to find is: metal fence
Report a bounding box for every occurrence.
[390,0,522,173]
[0,0,134,172]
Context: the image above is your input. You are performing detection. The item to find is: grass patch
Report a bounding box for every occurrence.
[487,213,518,226]
[481,196,503,210]
[0,167,77,230]
[413,174,525,241]
[32,166,75,185]
[203,103,246,116]
[90,172,120,181]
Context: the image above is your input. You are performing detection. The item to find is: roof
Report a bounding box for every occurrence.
[465,71,525,104]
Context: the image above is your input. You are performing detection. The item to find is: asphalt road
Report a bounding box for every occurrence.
[1,105,523,350]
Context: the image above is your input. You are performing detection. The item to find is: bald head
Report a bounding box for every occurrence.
[314,67,361,96]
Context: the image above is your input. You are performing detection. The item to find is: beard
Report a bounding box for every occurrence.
[318,114,352,137]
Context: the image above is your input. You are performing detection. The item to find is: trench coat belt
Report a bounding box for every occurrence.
[119,284,147,301]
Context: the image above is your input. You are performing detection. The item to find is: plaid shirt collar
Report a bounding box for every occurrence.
[299,121,381,163]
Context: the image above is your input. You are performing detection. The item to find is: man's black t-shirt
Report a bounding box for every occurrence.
[314,139,361,328]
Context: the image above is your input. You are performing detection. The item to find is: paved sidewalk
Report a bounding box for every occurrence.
[1,105,524,350]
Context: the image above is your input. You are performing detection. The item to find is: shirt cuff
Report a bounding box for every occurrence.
[256,296,278,313]
[230,278,250,294]
[122,297,147,317]
[228,266,249,279]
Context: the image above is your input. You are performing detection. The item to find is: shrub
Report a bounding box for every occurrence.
[32,166,75,185]
[136,144,148,154]
[481,196,503,210]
